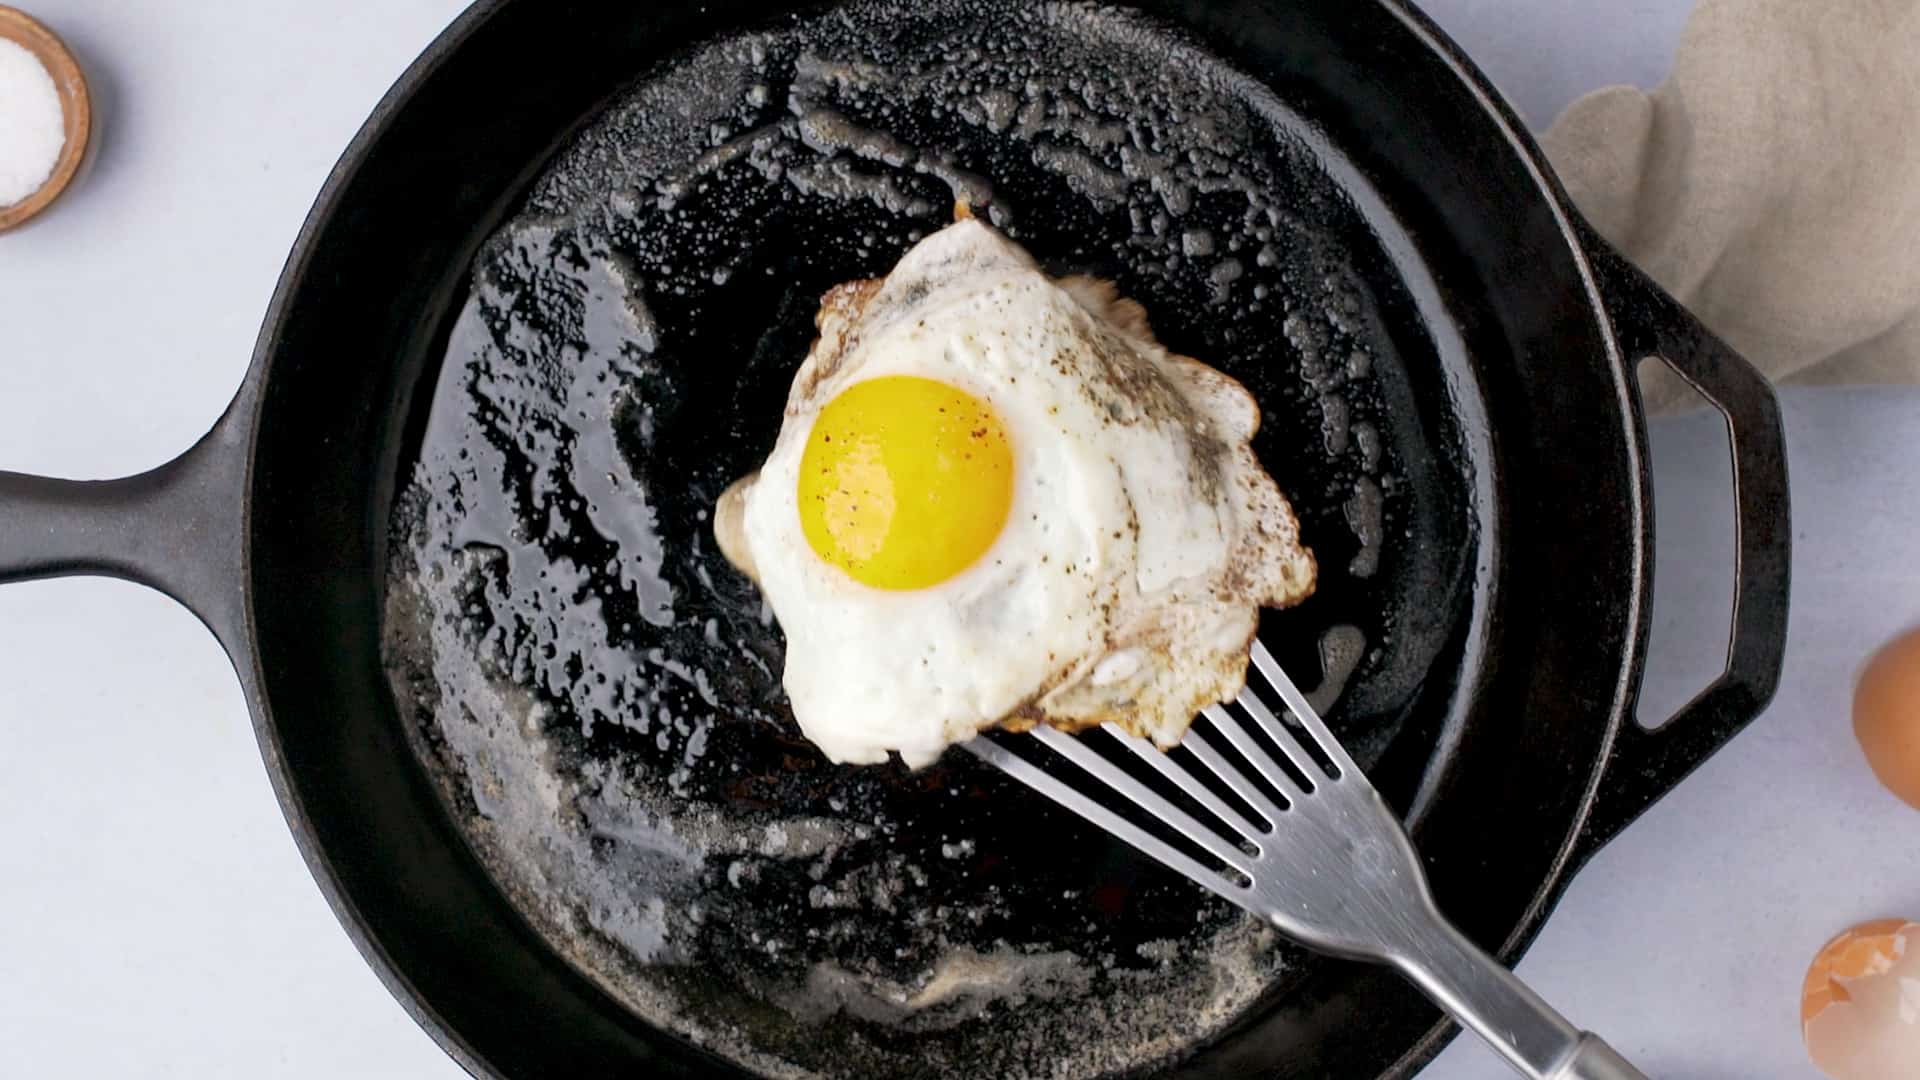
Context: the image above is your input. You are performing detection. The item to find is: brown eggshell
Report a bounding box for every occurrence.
[1802,920,1920,1080]
[1854,628,1920,810]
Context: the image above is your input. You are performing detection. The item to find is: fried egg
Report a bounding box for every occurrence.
[715,218,1314,767]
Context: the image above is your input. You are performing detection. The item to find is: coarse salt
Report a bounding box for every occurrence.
[0,37,66,207]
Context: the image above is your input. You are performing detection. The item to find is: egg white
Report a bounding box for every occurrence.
[734,220,1313,767]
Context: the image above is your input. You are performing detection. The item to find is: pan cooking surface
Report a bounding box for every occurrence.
[381,2,1475,1075]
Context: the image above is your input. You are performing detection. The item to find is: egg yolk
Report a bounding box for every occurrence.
[798,375,1014,590]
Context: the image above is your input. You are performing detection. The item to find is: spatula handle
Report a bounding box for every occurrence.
[1390,903,1649,1080]
[1549,1034,1649,1080]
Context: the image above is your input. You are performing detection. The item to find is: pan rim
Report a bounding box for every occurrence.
[235,3,520,1076]
[1364,2,1649,1074]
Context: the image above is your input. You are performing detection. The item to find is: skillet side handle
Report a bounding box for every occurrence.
[0,410,249,649]
[1577,238,1792,852]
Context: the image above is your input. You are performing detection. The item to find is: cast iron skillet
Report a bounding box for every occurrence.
[0,1,1790,1077]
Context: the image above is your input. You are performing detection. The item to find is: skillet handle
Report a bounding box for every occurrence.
[1576,239,1792,851]
[0,407,249,649]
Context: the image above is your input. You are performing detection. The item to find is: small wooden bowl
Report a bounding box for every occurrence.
[0,6,91,233]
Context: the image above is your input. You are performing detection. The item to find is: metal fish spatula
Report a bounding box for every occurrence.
[962,641,1648,1080]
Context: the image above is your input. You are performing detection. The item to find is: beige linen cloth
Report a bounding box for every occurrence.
[1540,0,1920,410]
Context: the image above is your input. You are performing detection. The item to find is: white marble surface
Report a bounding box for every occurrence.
[2,2,1910,1078]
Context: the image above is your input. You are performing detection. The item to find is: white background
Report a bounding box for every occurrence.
[2,2,1914,1077]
